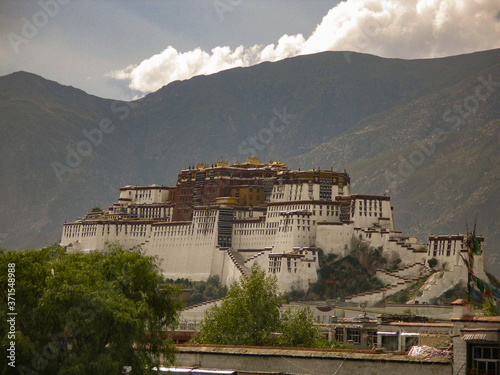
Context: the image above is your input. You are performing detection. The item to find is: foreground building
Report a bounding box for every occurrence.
[61,157,481,293]
[172,300,498,375]
[452,299,500,374]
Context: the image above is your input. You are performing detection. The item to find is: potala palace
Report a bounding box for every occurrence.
[60,156,486,301]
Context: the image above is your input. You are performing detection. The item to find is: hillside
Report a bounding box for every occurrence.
[0,49,498,272]
[0,73,144,249]
[290,61,500,271]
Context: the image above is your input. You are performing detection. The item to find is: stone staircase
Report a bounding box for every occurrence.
[375,269,409,285]
[227,248,251,278]
[375,262,428,286]
[244,250,266,265]
[415,265,468,303]
[345,262,430,306]
[345,279,414,306]
[392,262,428,278]
[182,299,221,312]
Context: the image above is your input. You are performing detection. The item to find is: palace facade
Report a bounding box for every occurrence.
[61,156,445,292]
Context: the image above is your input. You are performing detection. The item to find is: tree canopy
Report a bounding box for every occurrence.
[428,257,438,268]
[192,263,328,348]
[0,244,183,375]
[168,275,228,307]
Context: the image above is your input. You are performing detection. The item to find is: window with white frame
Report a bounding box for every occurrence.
[470,345,499,375]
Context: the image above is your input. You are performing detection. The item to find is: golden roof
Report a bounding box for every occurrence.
[242,155,264,166]
[196,161,209,170]
[215,158,229,167]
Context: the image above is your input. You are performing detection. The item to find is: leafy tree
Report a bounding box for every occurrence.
[193,263,281,346]
[386,289,411,304]
[482,299,499,316]
[428,257,438,268]
[283,287,307,303]
[0,244,182,375]
[390,256,402,271]
[278,307,328,348]
[312,255,384,300]
[192,264,327,348]
[350,238,387,274]
[168,275,228,307]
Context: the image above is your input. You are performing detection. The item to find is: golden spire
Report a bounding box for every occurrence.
[215,158,229,167]
[242,154,264,166]
[196,161,208,170]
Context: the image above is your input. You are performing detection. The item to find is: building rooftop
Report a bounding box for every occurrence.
[176,344,451,362]
[452,316,500,322]
[385,321,453,327]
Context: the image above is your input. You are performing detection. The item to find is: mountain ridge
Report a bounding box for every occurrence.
[1,48,499,273]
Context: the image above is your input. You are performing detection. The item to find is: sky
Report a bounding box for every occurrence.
[1,0,499,101]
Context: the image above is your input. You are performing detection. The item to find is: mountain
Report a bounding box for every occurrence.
[0,49,499,272]
[0,72,143,250]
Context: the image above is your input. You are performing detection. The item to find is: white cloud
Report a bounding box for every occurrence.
[110,0,500,93]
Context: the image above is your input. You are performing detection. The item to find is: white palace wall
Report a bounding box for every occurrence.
[316,223,354,256]
[62,222,151,251]
[61,165,482,294]
[145,209,220,281]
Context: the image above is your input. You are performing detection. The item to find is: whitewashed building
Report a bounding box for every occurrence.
[61,157,429,292]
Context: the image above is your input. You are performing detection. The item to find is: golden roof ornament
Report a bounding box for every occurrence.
[215,158,229,167]
[196,161,208,170]
[242,154,264,166]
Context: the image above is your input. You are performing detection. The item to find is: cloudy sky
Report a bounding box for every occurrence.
[1,0,499,100]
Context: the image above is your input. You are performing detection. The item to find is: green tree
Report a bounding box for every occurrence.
[312,255,384,300]
[192,264,327,348]
[428,257,438,269]
[278,307,328,348]
[0,244,182,375]
[482,299,499,316]
[172,275,228,307]
[350,238,387,274]
[193,263,281,346]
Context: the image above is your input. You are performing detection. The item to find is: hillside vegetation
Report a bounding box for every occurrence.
[303,238,402,301]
